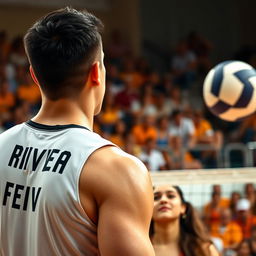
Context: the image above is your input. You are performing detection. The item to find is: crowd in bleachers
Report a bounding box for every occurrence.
[1,29,256,170]
[203,183,256,256]
[3,26,256,172]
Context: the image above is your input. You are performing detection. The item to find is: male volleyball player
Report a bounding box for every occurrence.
[0,8,155,256]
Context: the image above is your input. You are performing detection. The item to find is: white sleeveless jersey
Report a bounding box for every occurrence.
[0,120,114,256]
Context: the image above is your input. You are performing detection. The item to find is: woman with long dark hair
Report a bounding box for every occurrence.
[151,185,219,256]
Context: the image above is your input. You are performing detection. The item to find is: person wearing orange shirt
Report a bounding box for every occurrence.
[211,208,242,255]
[235,198,256,239]
[203,185,230,229]
[193,111,223,149]
[193,110,214,144]
[17,71,41,105]
[212,185,230,207]
[0,79,15,113]
[132,114,157,145]
[108,120,126,149]
[192,110,223,168]
[99,91,120,134]
[120,58,145,89]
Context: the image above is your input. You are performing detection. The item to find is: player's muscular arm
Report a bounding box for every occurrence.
[81,147,155,256]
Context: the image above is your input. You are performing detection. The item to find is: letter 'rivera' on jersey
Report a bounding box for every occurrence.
[0,120,113,256]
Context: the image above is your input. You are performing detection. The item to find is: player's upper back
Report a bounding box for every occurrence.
[0,120,112,256]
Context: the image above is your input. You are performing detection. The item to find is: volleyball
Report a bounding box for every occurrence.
[203,60,256,122]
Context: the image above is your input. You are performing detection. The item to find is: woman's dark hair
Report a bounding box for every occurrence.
[24,7,103,100]
[150,185,212,256]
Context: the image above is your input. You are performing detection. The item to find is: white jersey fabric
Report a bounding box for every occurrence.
[0,120,113,256]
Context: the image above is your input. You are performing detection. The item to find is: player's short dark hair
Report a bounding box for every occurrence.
[24,7,103,100]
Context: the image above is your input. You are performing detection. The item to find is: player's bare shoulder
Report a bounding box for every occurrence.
[79,145,153,223]
[81,145,151,193]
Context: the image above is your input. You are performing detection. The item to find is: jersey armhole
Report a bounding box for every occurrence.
[75,144,115,226]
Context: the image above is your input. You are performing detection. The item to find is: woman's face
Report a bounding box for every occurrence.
[153,185,186,223]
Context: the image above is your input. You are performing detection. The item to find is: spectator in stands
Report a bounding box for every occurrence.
[235,198,256,239]
[156,115,170,149]
[213,185,230,206]
[169,109,195,148]
[2,59,17,93]
[203,185,230,229]
[3,100,31,129]
[120,57,145,89]
[154,91,173,118]
[106,63,124,95]
[134,83,157,117]
[230,191,241,220]
[99,90,121,134]
[147,70,162,90]
[192,110,223,168]
[244,183,256,215]
[151,185,219,256]
[193,110,214,145]
[123,133,141,157]
[17,70,41,105]
[169,135,202,170]
[132,113,157,145]
[0,78,15,114]
[138,138,166,171]
[155,116,176,170]
[161,73,174,95]
[108,119,126,149]
[9,36,28,67]
[187,31,213,75]
[236,239,254,256]
[115,78,139,111]
[171,39,197,90]
[210,208,242,255]
[204,191,224,228]
[167,86,189,114]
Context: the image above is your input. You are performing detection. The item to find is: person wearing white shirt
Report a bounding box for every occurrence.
[169,110,195,148]
[139,138,166,171]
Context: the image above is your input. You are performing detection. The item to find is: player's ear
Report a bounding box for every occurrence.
[90,62,101,86]
[29,66,40,86]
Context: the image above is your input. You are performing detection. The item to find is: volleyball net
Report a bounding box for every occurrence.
[150,167,256,210]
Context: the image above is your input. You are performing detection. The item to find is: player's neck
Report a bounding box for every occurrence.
[153,219,180,244]
[32,98,94,130]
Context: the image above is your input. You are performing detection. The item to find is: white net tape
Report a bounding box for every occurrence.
[150,168,256,210]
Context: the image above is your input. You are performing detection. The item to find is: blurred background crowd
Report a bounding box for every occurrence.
[201,183,256,256]
[1,28,256,170]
